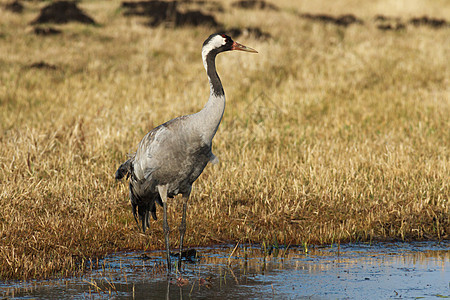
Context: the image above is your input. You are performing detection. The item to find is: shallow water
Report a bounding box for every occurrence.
[1,241,449,299]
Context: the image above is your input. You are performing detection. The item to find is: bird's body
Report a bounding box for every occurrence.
[115,33,257,271]
[135,117,211,198]
[121,114,216,230]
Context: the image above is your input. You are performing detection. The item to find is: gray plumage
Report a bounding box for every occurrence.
[115,116,215,231]
[115,33,257,271]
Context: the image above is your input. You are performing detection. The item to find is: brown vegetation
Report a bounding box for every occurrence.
[0,0,448,280]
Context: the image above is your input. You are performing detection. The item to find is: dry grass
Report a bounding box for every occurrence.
[0,0,449,280]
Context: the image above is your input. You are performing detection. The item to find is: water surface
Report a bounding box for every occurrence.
[2,241,449,299]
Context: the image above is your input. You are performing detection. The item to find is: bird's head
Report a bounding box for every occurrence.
[202,33,257,66]
[203,33,258,54]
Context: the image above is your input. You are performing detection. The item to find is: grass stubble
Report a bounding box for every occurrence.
[0,0,448,280]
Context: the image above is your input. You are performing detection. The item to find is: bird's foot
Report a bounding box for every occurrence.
[170,248,197,260]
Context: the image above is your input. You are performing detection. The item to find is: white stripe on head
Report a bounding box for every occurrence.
[202,34,227,70]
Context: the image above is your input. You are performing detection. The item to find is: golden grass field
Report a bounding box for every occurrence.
[0,0,449,280]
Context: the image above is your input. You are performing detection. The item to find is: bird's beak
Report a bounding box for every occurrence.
[232,41,258,53]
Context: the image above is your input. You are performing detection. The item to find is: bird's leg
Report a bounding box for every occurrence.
[178,189,191,269]
[163,202,171,272]
[158,185,171,272]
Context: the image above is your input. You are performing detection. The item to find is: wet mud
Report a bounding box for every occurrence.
[31,1,96,25]
[2,241,448,299]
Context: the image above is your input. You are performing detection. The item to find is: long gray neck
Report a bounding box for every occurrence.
[193,50,225,145]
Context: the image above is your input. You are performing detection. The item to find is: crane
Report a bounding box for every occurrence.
[115,33,257,271]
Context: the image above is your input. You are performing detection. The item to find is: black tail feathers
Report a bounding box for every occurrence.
[130,185,162,232]
[115,158,133,180]
[131,201,158,232]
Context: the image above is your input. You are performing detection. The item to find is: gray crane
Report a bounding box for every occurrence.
[115,33,257,271]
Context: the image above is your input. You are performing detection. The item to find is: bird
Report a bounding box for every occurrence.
[115,33,257,271]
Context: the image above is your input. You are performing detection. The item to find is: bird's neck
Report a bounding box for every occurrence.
[194,51,226,145]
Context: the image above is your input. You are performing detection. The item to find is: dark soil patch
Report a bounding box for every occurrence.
[5,0,24,13]
[300,13,363,27]
[26,61,58,70]
[181,0,224,13]
[33,26,62,36]
[121,0,219,28]
[409,16,448,28]
[377,24,405,31]
[223,27,271,40]
[374,15,405,31]
[231,0,278,11]
[31,1,96,25]
[122,0,176,17]
[175,10,218,27]
[374,15,401,22]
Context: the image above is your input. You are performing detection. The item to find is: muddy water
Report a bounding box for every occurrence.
[1,241,449,299]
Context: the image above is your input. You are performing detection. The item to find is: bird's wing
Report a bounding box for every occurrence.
[133,125,165,181]
[133,115,190,181]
